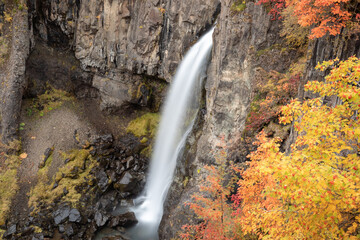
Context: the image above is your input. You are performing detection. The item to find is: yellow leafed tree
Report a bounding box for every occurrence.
[236,56,360,239]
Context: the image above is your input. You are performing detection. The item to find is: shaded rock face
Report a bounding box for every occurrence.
[27,0,220,112]
[0,8,30,143]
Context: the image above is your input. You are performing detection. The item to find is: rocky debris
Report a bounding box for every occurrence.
[3,224,16,238]
[2,134,148,239]
[68,209,81,223]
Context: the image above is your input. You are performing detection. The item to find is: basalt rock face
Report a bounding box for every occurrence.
[0,8,30,144]
[27,0,220,111]
[284,32,360,151]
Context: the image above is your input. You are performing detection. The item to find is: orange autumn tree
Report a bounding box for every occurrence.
[235,56,360,239]
[258,0,360,38]
[180,139,242,240]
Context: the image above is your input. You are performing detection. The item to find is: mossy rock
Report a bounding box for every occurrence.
[28,149,97,213]
[0,154,22,225]
[126,113,160,138]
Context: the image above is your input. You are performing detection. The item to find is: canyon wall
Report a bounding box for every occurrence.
[1,0,360,239]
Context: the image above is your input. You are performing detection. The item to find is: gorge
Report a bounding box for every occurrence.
[0,0,360,239]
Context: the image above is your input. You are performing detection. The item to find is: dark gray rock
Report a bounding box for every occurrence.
[114,172,139,194]
[96,170,109,192]
[0,8,30,143]
[31,234,44,240]
[69,209,81,223]
[64,224,74,236]
[58,225,65,233]
[94,211,109,227]
[53,205,71,225]
[108,212,138,228]
[3,224,16,238]
[38,147,54,168]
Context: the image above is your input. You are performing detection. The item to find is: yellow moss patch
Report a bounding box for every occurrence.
[140,137,148,144]
[0,155,22,226]
[25,86,75,118]
[28,149,97,213]
[126,113,160,138]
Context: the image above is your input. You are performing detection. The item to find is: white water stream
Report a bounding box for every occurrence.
[129,28,214,239]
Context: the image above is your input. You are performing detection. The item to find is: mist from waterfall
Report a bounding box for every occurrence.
[129,28,214,239]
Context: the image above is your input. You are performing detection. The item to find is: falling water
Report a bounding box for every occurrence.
[129,28,214,239]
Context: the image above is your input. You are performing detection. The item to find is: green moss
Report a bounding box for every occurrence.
[140,145,152,158]
[28,149,97,213]
[0,154,22,226]
[126,113,160,138]
[140,137,148,144]
[25,86,74,118]
[231,0,246,12]
[183,176,189,187]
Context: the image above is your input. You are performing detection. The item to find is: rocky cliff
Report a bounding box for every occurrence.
[1,0,360,239]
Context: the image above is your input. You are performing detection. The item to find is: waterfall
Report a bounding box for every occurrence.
[129,28,214,239]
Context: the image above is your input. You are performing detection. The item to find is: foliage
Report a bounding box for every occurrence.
[231,0,247,12]
[246,58,304,133]
[257,0,360,39]
[235,56,360,239]
[279,5,309,47]
[179,138,245,240]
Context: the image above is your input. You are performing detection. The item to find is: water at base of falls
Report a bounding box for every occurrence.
[128,28,215,240]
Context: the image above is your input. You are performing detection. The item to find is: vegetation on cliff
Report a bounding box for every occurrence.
[181,56,360,240]
[180,1,360,238]
[0,141,21,227]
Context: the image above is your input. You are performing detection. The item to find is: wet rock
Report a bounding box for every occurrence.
[69,209,81,223]
[94,211,109,227]
[3,224,16,238]
[53,205,71,225]
[108,212,138,228]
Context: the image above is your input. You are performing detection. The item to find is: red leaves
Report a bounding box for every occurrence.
[257,0,359,39]
[257,0,286,20]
